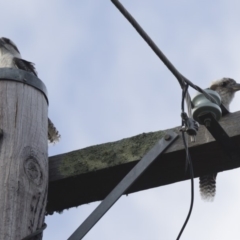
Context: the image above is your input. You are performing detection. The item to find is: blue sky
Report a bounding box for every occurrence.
[1,0,240,239]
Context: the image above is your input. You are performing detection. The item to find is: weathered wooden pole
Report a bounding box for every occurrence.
[0,69,48,240]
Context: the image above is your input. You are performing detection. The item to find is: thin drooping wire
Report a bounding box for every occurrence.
[176,84,195,240]
[177,132,194,240]
[181,84,189,112]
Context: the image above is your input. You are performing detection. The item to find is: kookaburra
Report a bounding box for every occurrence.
[200,78,240,200]
[0,37,60,143]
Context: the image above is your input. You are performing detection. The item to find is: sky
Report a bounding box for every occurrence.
[1,0,240,239]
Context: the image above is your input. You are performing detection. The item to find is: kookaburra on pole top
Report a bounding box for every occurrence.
[0,37,60,143]
[200,78,240,200]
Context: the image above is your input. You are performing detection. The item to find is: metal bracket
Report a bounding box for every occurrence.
[0,68,48,104]
[67,130,178,240]
[199,112,239,160]
[21,223,47,240]
[220,104,229,116]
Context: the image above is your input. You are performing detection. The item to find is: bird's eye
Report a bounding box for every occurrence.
[221,82,227,87]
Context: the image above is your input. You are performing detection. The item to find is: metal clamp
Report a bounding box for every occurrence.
[180,112,199,136]
[21,223,47,240]
[0,68,48,104]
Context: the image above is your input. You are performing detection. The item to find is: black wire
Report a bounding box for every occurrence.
[181,83,191,172]
[176,131,194,240]
[111,0,185,88]
[110,0,217,106]
[176,88,195,240]
[181,75,217,104]
[181,84,189,112]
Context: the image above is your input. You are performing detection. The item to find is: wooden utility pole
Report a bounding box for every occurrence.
[0,69,48,240]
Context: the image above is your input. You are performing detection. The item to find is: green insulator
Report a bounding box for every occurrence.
[192,89,222,124]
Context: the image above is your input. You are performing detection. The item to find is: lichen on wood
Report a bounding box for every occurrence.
[59,130,167,177]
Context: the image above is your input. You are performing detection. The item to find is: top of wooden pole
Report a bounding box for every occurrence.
[0,68,48,104]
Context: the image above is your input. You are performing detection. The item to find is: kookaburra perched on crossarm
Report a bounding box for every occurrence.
[200,78,240,200]
[0,37,60,143]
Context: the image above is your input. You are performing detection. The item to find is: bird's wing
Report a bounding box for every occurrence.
[13,58,37,76]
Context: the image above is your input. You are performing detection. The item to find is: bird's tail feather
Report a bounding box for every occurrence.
[199,173,217,201]
[48,118,60,143]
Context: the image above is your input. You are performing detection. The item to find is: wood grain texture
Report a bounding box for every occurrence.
[0,81,48,239]
[47,111,240,214]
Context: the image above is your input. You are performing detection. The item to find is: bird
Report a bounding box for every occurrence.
[0,37,60,143]
[199,78,240,201]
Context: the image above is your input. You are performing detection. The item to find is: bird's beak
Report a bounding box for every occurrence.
[232,83,240,91]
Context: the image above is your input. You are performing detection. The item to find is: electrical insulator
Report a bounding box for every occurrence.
[192,89,222,124]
